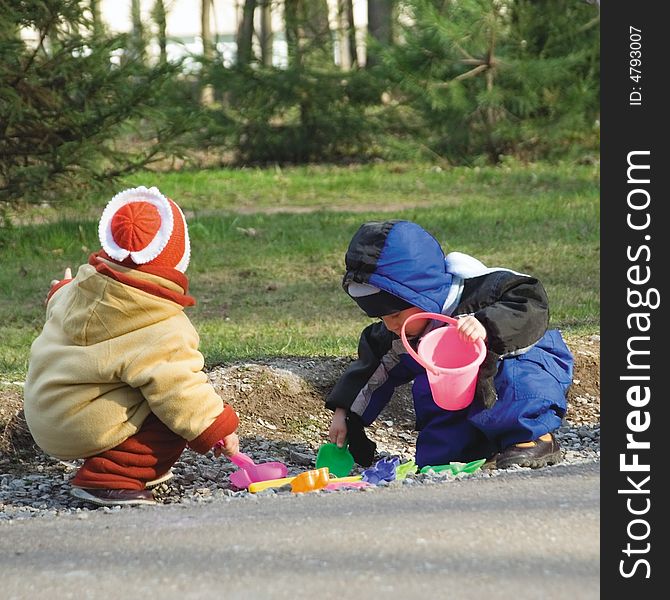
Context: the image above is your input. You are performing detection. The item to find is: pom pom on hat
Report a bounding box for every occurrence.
[98,186,191,272]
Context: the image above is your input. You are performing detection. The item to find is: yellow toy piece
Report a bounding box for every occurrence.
[248,473,363,493]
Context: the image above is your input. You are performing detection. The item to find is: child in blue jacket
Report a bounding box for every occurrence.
[326,220,574,469]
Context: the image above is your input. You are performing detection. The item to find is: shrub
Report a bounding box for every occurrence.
[202,65,388,165]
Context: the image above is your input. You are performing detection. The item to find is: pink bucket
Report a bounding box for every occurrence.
[400,312,486,410]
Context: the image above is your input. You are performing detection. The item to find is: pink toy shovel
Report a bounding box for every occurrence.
[225,451,288,489]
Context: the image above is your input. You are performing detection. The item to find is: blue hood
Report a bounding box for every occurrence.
[343,221,452,314]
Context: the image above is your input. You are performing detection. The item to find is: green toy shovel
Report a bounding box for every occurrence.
[315,443,355,477]
[419,458,487,475]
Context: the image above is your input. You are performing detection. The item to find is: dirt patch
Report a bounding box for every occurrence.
[0,387,36,460]
[0,335,600,471]
[562,333,600,426]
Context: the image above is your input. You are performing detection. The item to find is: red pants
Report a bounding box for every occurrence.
[71,414,187,490]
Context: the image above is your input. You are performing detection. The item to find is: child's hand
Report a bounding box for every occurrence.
[328,407,348,448]
[45,267,73,304]
[456,315,487,343]
[50,267,72,288]
[213,433,240,457]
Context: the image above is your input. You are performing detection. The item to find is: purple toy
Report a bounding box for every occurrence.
[361,456,401,484]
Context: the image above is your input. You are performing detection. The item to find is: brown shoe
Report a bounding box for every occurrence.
[71,487,156,506]
[496,433,562,469]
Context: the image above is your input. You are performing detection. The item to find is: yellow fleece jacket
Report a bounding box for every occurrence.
[23,262,236,460]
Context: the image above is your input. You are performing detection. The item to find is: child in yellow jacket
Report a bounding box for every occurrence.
[24,186,240,506]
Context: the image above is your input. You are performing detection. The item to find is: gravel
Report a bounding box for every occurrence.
[0,421,599,522]
[1,341,600,522]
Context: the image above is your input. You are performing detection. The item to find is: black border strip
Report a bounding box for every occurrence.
[601,2,665,591]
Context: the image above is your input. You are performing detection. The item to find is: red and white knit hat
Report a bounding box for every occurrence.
[98,186,191,272]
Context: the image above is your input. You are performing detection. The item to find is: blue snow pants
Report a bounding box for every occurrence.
[411,329,574,468]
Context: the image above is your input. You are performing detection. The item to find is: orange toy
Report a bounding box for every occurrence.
[290,467,330,493]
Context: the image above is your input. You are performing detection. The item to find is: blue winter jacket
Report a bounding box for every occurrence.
[326,220,573,467]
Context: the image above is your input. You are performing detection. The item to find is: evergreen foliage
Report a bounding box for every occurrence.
[0,0,194,206]
[381,0,600,164]
[0,1,601,207]
[203,65,386,164]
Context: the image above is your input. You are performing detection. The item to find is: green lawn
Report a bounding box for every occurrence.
[0,161,600,381]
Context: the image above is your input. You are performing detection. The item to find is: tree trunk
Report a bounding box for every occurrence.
[130,0,145,64]
[284,0,333,69]
[337,0,357,69]
[259,0,273,67]
[284,0,301,68]
[90,0,104,37]
[345,0,358,67]
[201,0,214,61]
[236,0,257,66]
[303,0,333,67]
[367,0,393,68]
[153,0,168,65]
[200,0,214,106]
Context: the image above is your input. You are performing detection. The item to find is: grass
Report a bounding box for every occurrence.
[0,160,599,381]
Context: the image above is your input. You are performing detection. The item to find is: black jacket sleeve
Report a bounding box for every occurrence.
[457,271,549,356]
[325,321,395,412]
[456,271,549,409]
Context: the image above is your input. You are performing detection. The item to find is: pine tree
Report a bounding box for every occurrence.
[382,0,600,163]
[0,0,192,207]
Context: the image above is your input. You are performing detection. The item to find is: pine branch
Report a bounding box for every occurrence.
[433,63,489,88]
[10,14,58,89]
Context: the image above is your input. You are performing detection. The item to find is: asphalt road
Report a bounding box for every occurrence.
[0,461,599,600]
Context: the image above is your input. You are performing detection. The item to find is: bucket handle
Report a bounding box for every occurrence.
[400,312,471,376]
